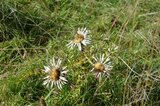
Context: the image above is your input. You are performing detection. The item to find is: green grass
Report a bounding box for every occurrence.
[0,0,160,105]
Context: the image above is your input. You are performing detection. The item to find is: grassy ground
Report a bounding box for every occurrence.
[0,0,160,105]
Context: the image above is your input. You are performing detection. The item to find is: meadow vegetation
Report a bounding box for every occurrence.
[0,0,160,105]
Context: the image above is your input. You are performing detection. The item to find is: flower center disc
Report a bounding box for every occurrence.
[49,68,61,81]
[73,34,84,43]
[94,63,105,72]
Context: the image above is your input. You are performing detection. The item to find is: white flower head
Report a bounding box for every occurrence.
[43,57,68,89]
[90,54,113,80]
[66,27,91,51]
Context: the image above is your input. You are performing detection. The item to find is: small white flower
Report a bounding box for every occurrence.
[43,57,68,89]
[90,54,113,80]
[66,27,91,51]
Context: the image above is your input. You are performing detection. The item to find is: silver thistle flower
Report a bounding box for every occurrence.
[90,54,113,80]
[43,57,68,89]
[67,27,91,51]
